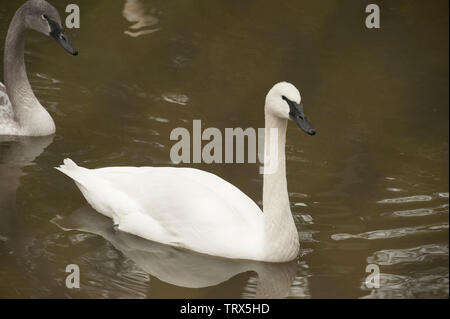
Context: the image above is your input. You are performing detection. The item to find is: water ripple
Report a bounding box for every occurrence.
[331,223,449,241]
[377,195,433,204]
[123,0,160,37]
[367,244,449,266]
[386,204,449,217]
[162,93,189,106]
[148,115,169,123]
[360,267,449,298]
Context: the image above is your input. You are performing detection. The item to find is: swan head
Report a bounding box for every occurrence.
[265,82,316,135]
[22,0,78,56]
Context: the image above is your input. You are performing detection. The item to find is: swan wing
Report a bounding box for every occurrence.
[0,83,17,134]
[56,159,265,260]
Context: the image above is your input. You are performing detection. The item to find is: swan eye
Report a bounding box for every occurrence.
[41,14,48,21]
[283,96,297,117]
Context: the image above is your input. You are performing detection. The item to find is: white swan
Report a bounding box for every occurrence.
[56,82,316,262]
[0,0,77,136]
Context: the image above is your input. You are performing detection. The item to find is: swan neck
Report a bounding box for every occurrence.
[263,112,288,215]
[262,111,298,261]
[3,8,55,135]
[4,9,32,109]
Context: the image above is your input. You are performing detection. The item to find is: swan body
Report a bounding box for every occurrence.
[57,82,316,262]
[0,0,77,136]
[58,161,266,260]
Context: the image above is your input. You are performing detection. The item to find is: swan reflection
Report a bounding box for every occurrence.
[123,0,160,37]
[52,205,307,298]
[0,136,54,245]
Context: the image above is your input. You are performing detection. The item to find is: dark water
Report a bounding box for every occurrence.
[0,0,448,298]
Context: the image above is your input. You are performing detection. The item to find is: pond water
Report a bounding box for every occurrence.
[0,0,448,298]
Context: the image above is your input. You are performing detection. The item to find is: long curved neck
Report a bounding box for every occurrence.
[4,7,55,136]
[262,111,299,261]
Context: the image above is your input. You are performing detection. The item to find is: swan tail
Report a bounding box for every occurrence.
[56,159,118,220]
[55,158,90,188]
[56,159,139,223]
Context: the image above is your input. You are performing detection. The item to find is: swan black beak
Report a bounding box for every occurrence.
[283,97,316,135]
[45,15,78,56]
[53,31,78,56]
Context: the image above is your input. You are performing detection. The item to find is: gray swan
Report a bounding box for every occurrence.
[0,0,77,136]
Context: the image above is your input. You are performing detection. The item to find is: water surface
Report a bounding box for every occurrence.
[0,0,448,298]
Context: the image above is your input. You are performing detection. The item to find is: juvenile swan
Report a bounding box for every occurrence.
[0,0,77,136]
[56,82,316,262]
